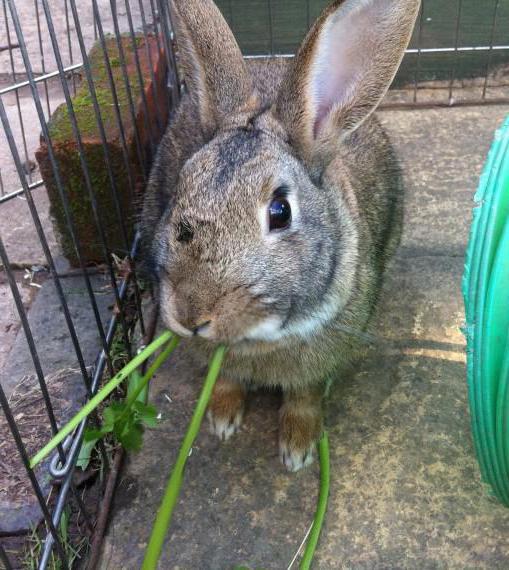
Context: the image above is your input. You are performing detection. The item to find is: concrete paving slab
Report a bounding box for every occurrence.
[0,0,151,75]
[0,272,113,397]
[0,278,33,372]
[100,104,509,569]
[0,190,58,267]
[379,106,508,258]
[0,272,115,533]
[0,77,63,266]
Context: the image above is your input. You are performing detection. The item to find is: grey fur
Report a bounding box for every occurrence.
[141,0,420,468]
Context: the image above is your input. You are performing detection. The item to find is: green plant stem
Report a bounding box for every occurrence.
[119,335,181,423]
[29,331,176,469]
[142,345,228,570]
[300,432,330,570]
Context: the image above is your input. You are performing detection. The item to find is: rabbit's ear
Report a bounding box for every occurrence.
[171,0,259,133]
[276,0,420,168]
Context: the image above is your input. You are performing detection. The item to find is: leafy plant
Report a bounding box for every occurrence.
[77,367,159,471]
[84,399,158,453]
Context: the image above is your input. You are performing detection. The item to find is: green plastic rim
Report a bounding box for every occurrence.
[463,115,509,506]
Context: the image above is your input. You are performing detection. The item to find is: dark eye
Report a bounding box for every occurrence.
[176,220,194,243]
[268,194,292,232]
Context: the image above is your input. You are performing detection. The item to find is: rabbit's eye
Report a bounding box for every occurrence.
[268,196,292,232]
[176,220,194,243]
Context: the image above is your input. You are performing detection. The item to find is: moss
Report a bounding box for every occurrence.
[48,35,148,141]
[36,32,165,266]
[41,140,136,265]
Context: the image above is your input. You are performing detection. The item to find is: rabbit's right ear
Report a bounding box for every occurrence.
[171,0,259,134]
[275,0,420,171]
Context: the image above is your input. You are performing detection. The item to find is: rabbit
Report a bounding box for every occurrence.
[141,0,420,471]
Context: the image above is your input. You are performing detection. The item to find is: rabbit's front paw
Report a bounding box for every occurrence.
[207,377,246,442]
[279,440,315,472]
[279,388,323,472]
[207,408,243,442]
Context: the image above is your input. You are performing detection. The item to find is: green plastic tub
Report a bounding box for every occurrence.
[463,115,509,506]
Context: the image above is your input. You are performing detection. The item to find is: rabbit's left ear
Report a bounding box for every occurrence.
[171,0,259,134]
[275,0,420,169]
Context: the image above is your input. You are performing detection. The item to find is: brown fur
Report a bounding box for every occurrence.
[209,377,246,427]
[141,0,420,470]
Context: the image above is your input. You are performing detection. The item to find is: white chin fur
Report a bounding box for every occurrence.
[244,315,284,341]
[244,298,339,342]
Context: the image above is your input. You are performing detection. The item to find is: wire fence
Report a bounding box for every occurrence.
[0,0,508,568]
[0,1,179,567]
[217,0,509,108]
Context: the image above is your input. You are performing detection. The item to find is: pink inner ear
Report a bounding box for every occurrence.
[313,59,351,137]
[310,2,375,138]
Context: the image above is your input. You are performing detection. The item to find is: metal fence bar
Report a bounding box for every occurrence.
[148,0,172,111]
[34,0,51,118]
[2,0,33,184]
[92,0,140,197]
[0,232,94,556]
[124,0,157,154]
[0,93,109,521]
[0,178,44,205]
[70,0,146,350]
[242,45,509,59]
[0,245,68,567]
[137,0,164,135]
[92,0,149,337]
[448,0,464,102]
[6,0,115,379]
[63,0,78,96]
[106,0,148,181]
[156,0,180,106]
[267,0,274,55]
[412,2,425,103]
[482,0,502,99]
[0,63,84,96]
[41,0,133,364]
[0,232,70,470]
[40,232,142,568]
[0,96,92,394]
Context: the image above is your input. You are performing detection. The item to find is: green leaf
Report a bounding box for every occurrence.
[103,402,128,429]
[114,416,131,439]
[77,436,99,470]
[83,428,105,441]
[119,423,144,451]
[133,402,158,427]
[60,506,70,543]
[128,369,148,403]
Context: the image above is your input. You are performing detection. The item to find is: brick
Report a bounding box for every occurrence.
[35,35,169,267]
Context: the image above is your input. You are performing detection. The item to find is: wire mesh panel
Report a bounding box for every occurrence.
[216,0,509,107]
[0,1,178,567]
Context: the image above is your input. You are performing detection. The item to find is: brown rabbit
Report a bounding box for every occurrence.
[142,0,420,471]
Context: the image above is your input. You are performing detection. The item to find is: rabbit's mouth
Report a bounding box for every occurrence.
[159,277,286,345]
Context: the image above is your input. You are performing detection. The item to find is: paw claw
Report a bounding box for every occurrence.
[279,442,315,472]
[207,410,243,442]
